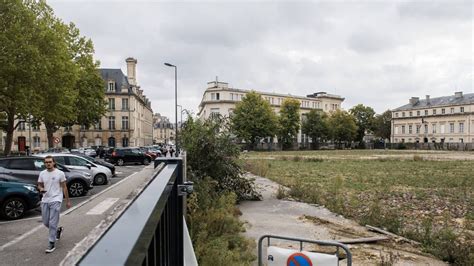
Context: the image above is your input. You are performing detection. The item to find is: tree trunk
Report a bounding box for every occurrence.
[3,111,15,156]
[46,123,55,148]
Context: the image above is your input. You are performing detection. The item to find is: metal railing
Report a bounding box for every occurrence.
[79,157,189,266]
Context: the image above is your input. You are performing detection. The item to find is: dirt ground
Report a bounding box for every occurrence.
[239,173,446,266]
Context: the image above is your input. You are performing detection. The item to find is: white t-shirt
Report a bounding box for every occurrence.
[38,168,66,203]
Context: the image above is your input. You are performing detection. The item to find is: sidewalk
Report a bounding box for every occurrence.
[0,165,156,266]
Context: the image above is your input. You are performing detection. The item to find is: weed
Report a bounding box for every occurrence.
[276,185,287,199]
[413,155,424,161]
[378,251,399,266]
[292,155,302,162]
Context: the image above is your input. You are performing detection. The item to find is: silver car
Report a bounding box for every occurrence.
[37,153,112,186]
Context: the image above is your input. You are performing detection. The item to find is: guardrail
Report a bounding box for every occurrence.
[78,157,190,266]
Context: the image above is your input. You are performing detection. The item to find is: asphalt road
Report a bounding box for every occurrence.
[0,163,145,222]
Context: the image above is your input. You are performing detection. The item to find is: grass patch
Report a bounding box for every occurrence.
[242,150,474,264]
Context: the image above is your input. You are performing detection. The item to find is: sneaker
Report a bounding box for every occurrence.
[45,242,55,253]
[56,226,63,241]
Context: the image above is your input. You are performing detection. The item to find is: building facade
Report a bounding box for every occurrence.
[391,92,474,144]
[197,81,344,143]
[152,113,175,145]
[8,57,154,152]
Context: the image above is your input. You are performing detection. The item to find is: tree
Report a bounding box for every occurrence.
[374,110,392,140]
[231,91,277,149]
[277,98,300,149]
[302,109,329,149]
[327,109,358,148]
[349,104,376,143]
[0,0,43,155]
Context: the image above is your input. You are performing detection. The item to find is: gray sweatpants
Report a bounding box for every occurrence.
[41,201,61,243]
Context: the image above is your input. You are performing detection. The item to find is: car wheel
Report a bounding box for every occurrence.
[1,197,26,220]
[117,159,124,166]
[68,181,86,197]
[143,158,150,165]
[94,173,107,186]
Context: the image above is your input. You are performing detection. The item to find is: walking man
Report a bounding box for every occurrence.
[38,155,71,253]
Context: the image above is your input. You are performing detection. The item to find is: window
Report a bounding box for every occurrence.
[230,93,234,100]
[416,125,420,134]
[402,112,405,117]
[459,123,464,133]
[432,109,436,115]
[210,108,220,114]
[18,122,26,131]
[424,110,428,116]
[108,81,115,92]
[33,159,46,170]
[68,156,89,167]
[441,108,445,114]
[450,123,454,133]
[450,107,454,114]
[32,121,40,131]
[122,137,129,147]
[65,125,72,131]
[460,107,464,113]
[8,159,35,170]
[424,124,428,133]
[211,93,220,100]
[395,113,399,118]
[394,126,398,134]
[409,111,412,117]
[408,125,412,134]
[122,98,129,110]
[109,116,115,130]
[33,136,40,148]
[401,126,405,134]
[108,98,115,110]
[122,116,129,130]
[432,124,436,133]
[94,121,102,130]
[417,110,420,116]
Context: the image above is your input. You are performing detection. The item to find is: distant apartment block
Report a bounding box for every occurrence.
[391,92,474,144]
[152,113,175,145]
[9,57,153,152]
[197,80,344,143]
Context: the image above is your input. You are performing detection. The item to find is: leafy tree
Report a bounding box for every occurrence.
[374,110,392,140]
[277,98,300,149]
[301,109,329,149]
[0,0,43,155]
[327,110,358,147]
[349,104,376,143]
[231,91,277,149]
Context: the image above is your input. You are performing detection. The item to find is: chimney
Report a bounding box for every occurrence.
[126,57,138,86]
[409,97,419,105]
[455,91,463,98]
[425,95,430,105]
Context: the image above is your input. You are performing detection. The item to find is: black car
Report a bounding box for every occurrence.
[0,178,41,220]
[105,147,152,166]
[71,152,116,176]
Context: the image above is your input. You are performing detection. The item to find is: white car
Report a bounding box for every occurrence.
[37,153,112,186]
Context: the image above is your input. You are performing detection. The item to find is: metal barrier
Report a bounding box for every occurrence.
[258,235,352,266]
[79,157,187,266]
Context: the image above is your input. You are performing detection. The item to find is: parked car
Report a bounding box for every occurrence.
[105,147,152,166]
[0,156,93,197]
[44,147,70,153]
[0,178,40,220]
[36,154,112,186]
[70,153,116,177]
[71,148,97,157]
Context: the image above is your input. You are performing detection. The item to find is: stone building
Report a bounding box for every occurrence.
[152,113,175,145]
[197,80,344,143]
[391,92,474,144]
[8,57,153,152]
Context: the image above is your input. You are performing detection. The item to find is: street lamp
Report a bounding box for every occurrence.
[177,104,183,128]
[164,63,178,153]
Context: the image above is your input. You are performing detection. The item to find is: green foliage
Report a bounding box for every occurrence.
[277,98,300,149]
[349,104,376,143]
[327,110,358,145]
[301,109,329,149]
[231,91,277,148]
[374,110,392,140]
[182,116,260,265]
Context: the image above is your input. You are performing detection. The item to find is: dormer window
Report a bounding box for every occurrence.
[108,81,115,92]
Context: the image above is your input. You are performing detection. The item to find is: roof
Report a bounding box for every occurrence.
[99,69,131,93]
[393,93,474,111]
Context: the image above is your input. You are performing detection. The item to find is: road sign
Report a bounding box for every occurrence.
[54,137,60,144]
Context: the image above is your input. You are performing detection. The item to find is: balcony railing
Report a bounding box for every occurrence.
[78,156,194,266]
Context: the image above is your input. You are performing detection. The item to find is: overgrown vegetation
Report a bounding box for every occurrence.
[181,116,260,265]
[242,150,473,265]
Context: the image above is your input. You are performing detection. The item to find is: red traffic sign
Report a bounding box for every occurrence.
[54,137,60,144]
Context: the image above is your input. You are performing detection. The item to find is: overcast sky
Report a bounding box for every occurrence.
[48,0,473,120]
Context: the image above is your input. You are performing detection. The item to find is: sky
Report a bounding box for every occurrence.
[48,0,473,121]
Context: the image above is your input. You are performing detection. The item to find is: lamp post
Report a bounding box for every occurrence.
[177,104,183,128]
[164,63,178,152]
